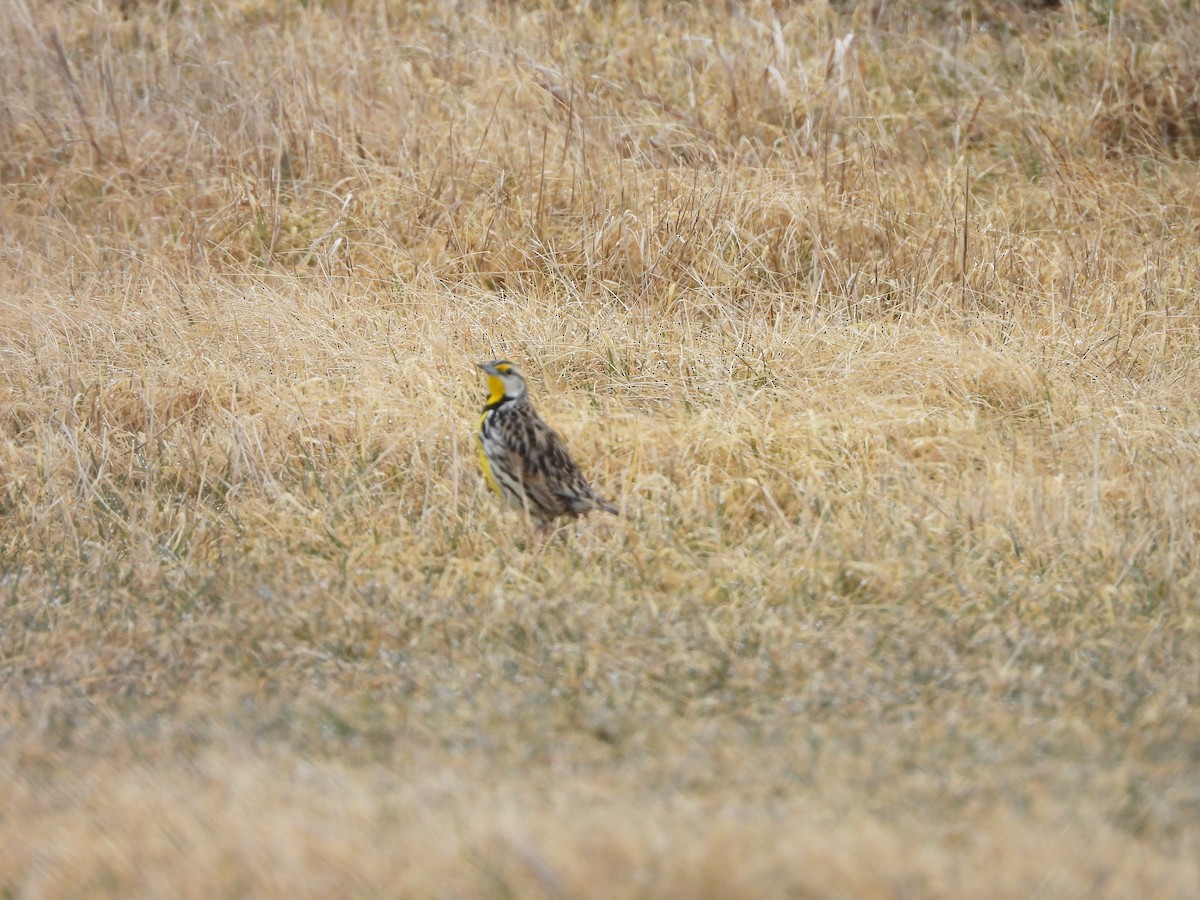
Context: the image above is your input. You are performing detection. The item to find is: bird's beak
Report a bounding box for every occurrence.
[476,361,493,374]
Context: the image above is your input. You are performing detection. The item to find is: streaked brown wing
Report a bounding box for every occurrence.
[491,402,595,520]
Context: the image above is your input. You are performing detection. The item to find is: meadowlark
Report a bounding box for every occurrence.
[475,359,618,532]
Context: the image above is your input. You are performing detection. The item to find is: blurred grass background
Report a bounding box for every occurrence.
[2,0,1199,895]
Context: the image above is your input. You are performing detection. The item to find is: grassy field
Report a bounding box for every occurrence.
[3,0,1200,895]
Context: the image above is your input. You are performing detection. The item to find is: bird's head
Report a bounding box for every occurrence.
[477,359,528,405]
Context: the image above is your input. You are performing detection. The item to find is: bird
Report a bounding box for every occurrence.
[475,359,618,533]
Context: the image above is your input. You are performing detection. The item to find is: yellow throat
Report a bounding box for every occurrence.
[483,374,506,407]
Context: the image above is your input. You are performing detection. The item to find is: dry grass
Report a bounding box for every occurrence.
[3,0,1200,895]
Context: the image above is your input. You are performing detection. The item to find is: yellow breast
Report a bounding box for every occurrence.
[477,409,500,493]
